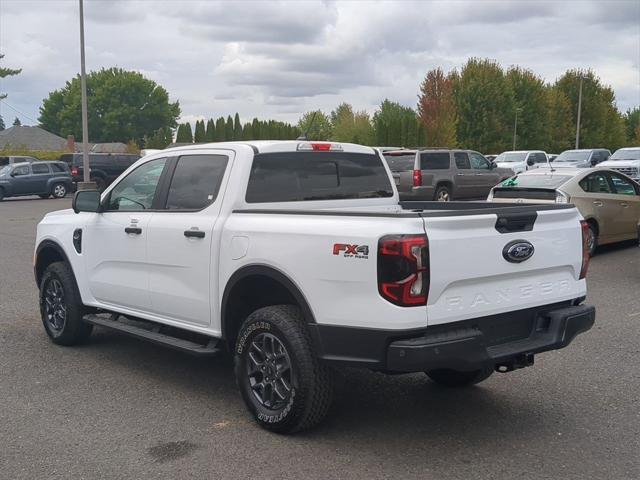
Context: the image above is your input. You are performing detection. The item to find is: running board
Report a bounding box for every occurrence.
[83,314,220,356]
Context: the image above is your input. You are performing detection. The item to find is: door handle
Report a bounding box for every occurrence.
[125,227,142,235]
[620,202,629,207]
[475,173,484,176]
[592,201,603,207]
[456,173,465,176]
[184,230,205,238]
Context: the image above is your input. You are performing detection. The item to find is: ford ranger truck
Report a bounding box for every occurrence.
[34,141,595,433]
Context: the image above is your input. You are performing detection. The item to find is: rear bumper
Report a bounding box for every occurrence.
[309,301,595,372]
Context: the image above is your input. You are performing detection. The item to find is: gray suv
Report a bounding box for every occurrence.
[0,161,72,201]
[383,149,513,201]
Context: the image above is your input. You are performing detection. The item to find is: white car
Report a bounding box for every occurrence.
[34,140,595,433]
[494,150,548,173]
[597,147,640,183]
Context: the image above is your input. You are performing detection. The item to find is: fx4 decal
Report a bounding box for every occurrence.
[333,243,369,259]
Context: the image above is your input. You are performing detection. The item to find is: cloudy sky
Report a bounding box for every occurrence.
[0,0,639,127]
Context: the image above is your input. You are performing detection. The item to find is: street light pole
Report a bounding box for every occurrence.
[575,75,583,149]
[513,108,520,150]
[78,0,92,188]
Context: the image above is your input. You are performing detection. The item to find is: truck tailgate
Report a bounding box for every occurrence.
[423,207,586,326]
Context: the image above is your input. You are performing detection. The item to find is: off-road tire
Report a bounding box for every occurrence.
[51,183,67,198]
[425,366,494,387]
[234,305,334,433]
[434,184,452,202]
[39,262,92,345]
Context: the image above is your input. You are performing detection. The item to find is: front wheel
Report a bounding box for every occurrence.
[39,262,92,345]
[425,367,493,387]
[51,183,67,198]
[234,305,334,433]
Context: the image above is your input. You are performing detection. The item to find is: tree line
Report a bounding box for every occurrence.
[26,60,640,153]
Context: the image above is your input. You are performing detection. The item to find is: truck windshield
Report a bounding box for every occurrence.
[495,152,527,163]
[555,151,590,162]
[246,152,394,203]
[609,148,640,161]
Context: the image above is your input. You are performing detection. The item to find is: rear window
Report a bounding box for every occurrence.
[246,152,394,203]
[497,174,572,189]
[420,152,450,170]
[51,163,68,172]
[383,153,415,172]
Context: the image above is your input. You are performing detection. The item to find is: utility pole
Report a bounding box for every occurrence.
[513,108,521,150]
[575,75,583,149]
[78,0,93,189]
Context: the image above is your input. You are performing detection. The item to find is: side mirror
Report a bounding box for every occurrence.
[489,162,496,169]
[72,190,102,214]
[526,158,535,167]
[590,158,598,166]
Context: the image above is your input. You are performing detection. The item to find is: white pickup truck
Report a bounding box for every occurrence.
[34,141,595,433]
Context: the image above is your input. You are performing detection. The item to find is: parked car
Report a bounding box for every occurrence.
[0,155,39,166]
[0,161,72,201]
[59,153,140,192]
[35,140,595,433]
[487,168,640,255]
[552,148,610,169]
[383,148,512,201]
[548,154,559,162]
[493,150,548,174]
[597,147,640,183]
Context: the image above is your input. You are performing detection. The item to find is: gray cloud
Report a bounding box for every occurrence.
[0,0,637,128]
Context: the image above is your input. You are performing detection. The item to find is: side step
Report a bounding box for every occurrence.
[84,314,220,356]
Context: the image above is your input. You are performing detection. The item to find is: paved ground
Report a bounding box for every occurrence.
[1,197,638,479]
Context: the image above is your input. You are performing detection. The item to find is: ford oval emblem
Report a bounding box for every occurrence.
[503,240,535,263]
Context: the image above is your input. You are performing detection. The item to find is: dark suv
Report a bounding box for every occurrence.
[383,149,513,201]
[60,153,140,191]
[0,161,72,201]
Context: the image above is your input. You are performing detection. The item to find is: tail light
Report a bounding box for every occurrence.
[297,142,343,151]
[71,167,79,176]
[412,169,422,187]
[579,220,590,279]
[378,234,429,306]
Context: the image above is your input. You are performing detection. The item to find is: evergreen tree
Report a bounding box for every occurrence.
[242,122,254,140]
[12,117,21,126]
[206,118,215,141]
[164,127,174,145]
[233,113,243,140]
[372,100,418,147]
[193,119,206,142]
[215,117,226,141]
[225,115,234,140]
[252,118,261,139]
[0,54,21,101]
[175,122,193,143]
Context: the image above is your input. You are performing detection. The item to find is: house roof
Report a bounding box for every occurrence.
[0,125,69,151]
[91,142,128,153]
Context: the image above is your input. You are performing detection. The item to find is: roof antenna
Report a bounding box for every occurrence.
[296,110,317,141]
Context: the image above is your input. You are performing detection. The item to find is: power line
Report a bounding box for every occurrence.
[0,98,39,125]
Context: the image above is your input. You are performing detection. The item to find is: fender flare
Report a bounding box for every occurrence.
[34,239,79,290]
[220,264,316,341]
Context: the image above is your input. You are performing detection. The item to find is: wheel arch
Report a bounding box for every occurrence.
[34,240,78,289]
[221,265,316,348]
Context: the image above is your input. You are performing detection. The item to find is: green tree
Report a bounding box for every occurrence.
[453,58,515,153]
[330,102,374,144]
[372,99,420,147]
[417,68,457,147]
[164,127,174,145]
[205,118,215,141]
[39,67,180,144]
[193,119,206,142]
[12,117,21,126]
[0,54,21,100]
[623,107,640,144]
[297,110,332,140]
[145,127,171,149]
[0,114,4,131]
[224,115,234,140]
[544,87,574,153]
[242,122,254,140]
[555,69,625,150]
[505,67,548,150]
[214,117,226,141]
[233,113,243,140]
[175,122,193,143]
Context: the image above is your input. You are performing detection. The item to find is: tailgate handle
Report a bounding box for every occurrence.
[495,211,537,233]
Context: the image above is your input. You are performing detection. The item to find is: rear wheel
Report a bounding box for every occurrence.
[586,222,598,257]
[234,305,334,433]
[39,262,92,345]
[434,185,452,202]
[425,367,493,387]
[51,183,67,198]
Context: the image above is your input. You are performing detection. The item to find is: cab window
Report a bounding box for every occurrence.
[31,163,50,174]
[106,158,167,211]
[165,155,228,210]
[470,153,490,169]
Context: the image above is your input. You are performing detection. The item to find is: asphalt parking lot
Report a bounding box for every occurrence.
[1,197,638,480]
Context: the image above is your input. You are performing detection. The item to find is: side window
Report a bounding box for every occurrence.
[31,163,50,174]
[165,155,229,210]
[609,173,638,195]
[454,152,470,169]
[579,173,611,194]
[12,165,30,176]
[470,152,490,170]
[51,163,66,173]
[532,153,547,163]
[420,152,450,170]
[106,158,167,211]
